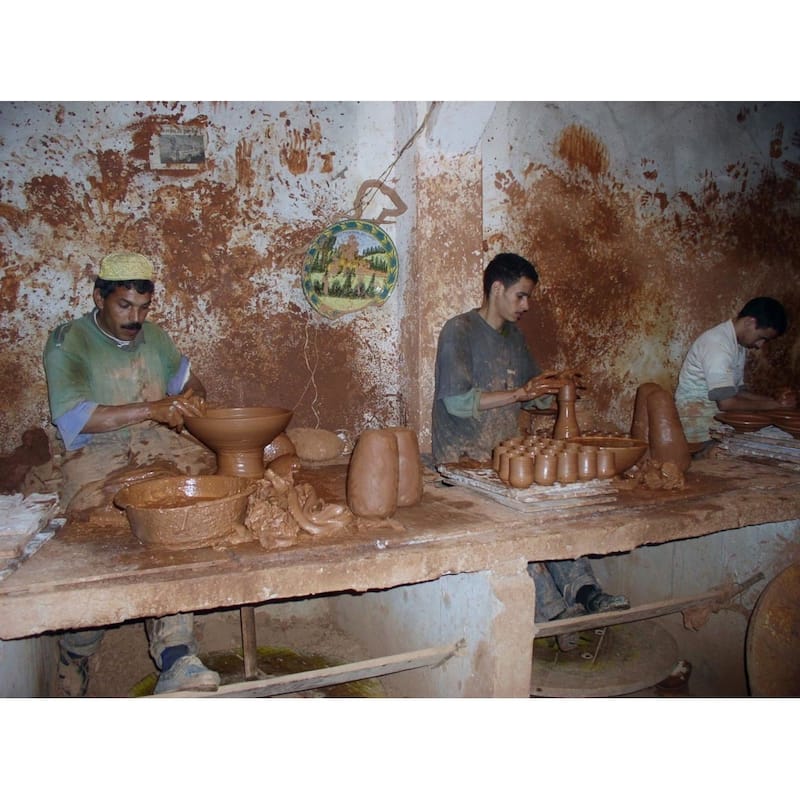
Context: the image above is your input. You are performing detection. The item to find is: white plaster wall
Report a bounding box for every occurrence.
[0,635,56,697]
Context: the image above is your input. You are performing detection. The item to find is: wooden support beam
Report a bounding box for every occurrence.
[151,641,463,698]
[240,605,258,680]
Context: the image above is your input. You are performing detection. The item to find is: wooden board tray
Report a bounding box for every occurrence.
[0,492,59,559]
[712,425,800,465]
[436,465,618,514]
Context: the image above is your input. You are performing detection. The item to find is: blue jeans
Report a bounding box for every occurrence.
[528,558,598,622]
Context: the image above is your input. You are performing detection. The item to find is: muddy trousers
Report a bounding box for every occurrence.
[60,614,198,670]
[56,427,214,671]
[528,558,599,622]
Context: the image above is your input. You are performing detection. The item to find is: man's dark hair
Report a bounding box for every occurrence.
[737,296,788,335]
[94,277,155,299]
[483,253,539,298]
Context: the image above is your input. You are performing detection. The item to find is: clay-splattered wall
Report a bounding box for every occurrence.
[0,101,415,456]
[2,101,799,461]
[414,101,800,443]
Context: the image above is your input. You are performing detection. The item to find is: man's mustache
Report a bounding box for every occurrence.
[121,322,142,331]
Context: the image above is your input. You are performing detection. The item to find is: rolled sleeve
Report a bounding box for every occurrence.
[53,400,98,451]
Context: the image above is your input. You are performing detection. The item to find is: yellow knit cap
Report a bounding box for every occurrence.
[98,252,155,281]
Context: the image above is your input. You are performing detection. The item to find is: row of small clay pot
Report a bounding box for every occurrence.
[492,438,615,489]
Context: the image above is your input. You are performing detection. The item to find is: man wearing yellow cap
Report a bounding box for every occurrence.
[43,252,221,695]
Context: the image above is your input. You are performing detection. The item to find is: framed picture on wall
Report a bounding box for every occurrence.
[149,126,207,170]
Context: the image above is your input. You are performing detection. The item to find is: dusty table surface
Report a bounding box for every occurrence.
[1,456,800,639]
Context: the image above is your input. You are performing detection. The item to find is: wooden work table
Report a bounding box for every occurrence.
[1,457,800,642]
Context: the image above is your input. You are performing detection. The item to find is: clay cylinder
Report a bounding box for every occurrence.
[557,449,578,483]
[630,382,662,443]
[596,449,616,479]
[346,429,399,519]
[387,427,423,506]
[577,447,598,481]
[508,454,535,489]
[534,450,557,486]
[646,387,692,473]
[498,450,513,483]
[492,445,509,472]
[553,381,581,440]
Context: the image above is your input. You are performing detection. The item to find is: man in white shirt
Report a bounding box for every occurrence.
[675,296,794,446]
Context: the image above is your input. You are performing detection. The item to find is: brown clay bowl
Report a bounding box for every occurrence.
[570,436,647,475]
[767,409,800,426]
[184,406,293,477]
[115,475,255,550]
[714,412,772,433]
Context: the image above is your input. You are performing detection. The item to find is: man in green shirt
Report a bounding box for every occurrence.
[43,251,220,696]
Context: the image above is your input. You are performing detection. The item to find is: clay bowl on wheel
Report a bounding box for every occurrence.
[713,412,772,433]
[114,475,255,550]
[184,406,293,477]
[570,436,647,475]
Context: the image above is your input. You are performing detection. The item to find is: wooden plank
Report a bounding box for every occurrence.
[149,641,463,698]
[533,573,764,637]
[437,465,618,514]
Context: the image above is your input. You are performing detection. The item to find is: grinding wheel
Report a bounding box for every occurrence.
[531,619,678,697]
[746,562,800,697]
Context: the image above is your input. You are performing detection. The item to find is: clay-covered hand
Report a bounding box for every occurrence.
[178,388,207,417]
[519,370,582,401]
[148,389,206,432]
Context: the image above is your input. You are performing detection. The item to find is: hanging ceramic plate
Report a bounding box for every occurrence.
[302,219,399,319]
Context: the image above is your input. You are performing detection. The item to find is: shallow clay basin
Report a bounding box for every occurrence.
[714,412,772,433]
[570,436,647,475]
[114,475,255,550]
[184,406,293,477]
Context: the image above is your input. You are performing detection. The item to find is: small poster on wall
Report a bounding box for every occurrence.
[149,126,207,170]
[302,219,399,319]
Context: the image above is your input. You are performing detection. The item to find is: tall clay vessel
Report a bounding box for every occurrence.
[346,429,399,519]
[387,427,424,507]
[552,381,581,440]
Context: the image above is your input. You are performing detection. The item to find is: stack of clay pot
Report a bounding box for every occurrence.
[492,433,615,490]
[346,427,424,519]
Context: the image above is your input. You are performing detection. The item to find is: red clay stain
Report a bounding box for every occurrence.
[88,149,138,206]
[0,202,25,230]
[320,152,335,173]
[280,128,310,175]
[236,138,255,187]
[24,174,84,228]
[556,124,610,177]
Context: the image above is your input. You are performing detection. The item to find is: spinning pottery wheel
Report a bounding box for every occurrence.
[184,406,293,478]
[746,563,800,696]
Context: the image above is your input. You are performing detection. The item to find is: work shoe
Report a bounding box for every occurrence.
[58,652,89,697]
[583,589,631,614]
[154,655,220,695]
[552,605,588,652]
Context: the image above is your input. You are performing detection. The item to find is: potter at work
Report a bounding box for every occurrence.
[675,297,796,450]
[42,251,221,696]
[431,253,630,648]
